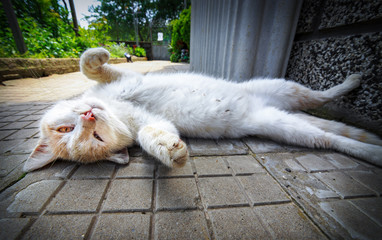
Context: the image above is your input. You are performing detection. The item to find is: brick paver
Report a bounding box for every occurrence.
[0,61,381,239]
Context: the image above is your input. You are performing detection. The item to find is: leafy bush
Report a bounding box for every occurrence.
[170,52,180,62]
[0,0,111,58]
[105,44,130,58]
[134,47,146,57]
[169,6,191,62]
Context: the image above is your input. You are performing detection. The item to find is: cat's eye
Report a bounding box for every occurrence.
[57,126,74,133]
[93,131,104,142]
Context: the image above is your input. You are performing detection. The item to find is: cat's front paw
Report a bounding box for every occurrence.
[80,48,110,70]
[168,139,189,168]
[139,126,189,168]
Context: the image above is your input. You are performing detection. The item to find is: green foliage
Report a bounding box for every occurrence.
[0,0,112,58]
[169,52,180,62]
[134,47,146,57]
[169,6,191,62]
[90,0,190,42]
[104,43,129,58]
[0,0,186,59]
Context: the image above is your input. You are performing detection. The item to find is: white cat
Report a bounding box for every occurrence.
[23,48,382,172]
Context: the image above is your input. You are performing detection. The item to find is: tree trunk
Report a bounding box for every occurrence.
[1,0,27,54]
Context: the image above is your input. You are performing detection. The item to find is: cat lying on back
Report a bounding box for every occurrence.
[23,48,382,172]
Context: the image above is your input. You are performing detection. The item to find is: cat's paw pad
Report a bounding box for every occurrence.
[344,74,361,89]
[80,48,110,70]
[168,139,189,168]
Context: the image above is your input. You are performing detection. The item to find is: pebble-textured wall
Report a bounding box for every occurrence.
[286,0,382,136]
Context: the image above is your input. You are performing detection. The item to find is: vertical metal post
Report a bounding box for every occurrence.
[1,0,27,54]
[134,12,139,46]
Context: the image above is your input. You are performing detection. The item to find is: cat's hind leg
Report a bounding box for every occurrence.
[294,113,382,146]
[249,107,382,166]
[80,48,140,84]
[248,74,361,111]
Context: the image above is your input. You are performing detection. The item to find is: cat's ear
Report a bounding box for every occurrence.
[23,138,56,172]
[107,147,130,164]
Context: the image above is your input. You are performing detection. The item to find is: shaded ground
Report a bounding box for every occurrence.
[0,61,381,239]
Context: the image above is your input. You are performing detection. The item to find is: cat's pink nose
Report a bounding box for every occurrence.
[81,110,95,121]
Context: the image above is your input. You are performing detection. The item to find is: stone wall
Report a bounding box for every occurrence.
[0,57,147,81]
[285,0,382,135]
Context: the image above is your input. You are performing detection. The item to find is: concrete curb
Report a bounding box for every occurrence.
[0,57,147,81]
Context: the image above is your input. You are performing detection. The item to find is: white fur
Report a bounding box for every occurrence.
[23,48,382,172]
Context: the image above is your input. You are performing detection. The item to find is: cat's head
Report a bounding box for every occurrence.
[24,97,134,172]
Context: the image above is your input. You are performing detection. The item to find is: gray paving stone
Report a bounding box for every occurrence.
[346,170,382,194]
[0,115,24,123]
[0,139,24,154]
[0,218,29,240]
[116,163,154,178]
[157,161,193,177]
[225,155,266,174]
[314,172,375,198]
[0,154,27,177]
[320,200,382,239]
[238,174,290,205]
[284,158,306,171]
[0,130,16,140]
[71,162,115,179]
[103,179,152,211]
[295,154,336,172]
[12,111,34,117]
[198,177,248,208]
[260,153,340,200]
[46,180,108,212]
[156,178,199,210]
[0,162,76,209]
[22,214,93,240]
[350,198,382,226]
[129,155,156,165]
[244,137,286,153]
[4,128,38,140]
[23,120,40,129]
[154,211,210,240]
[194,157,231,176]
[209,207,271,239]
[0,111,16,118]
[3,105,31,112]
[26,161,76,181]
[9,138,38,154]
[18,114,43,121]
[254,203,326,239]
[0,121,33,130]
[27,104,49,111]
[7,180,62,213]
[92,213,150,240]
[325,153,360,169]
[188,138,248,156]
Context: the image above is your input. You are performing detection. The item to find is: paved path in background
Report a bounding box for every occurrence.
[0,61,381,239]
[0,61,189,103]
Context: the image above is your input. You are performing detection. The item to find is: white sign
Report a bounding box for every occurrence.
[157,32,163,41]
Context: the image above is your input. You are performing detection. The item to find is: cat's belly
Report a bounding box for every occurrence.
[143,88,263,138]
[113,74,267,138]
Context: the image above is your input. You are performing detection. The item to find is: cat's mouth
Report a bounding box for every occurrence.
[81,110,96,121]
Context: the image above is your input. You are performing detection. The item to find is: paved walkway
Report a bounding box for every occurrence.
[0,61,381,239]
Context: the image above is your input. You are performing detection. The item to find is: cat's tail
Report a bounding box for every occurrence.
[294,113,382,146]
